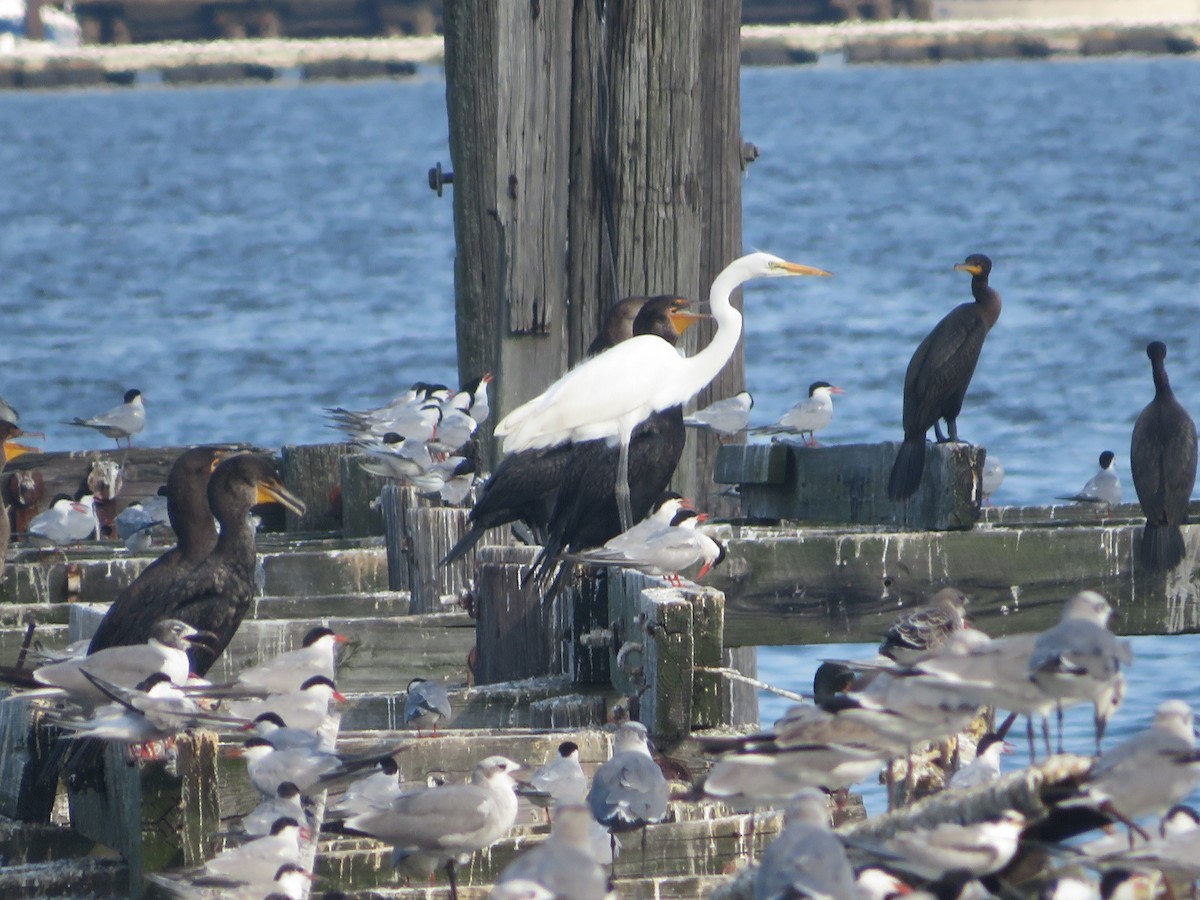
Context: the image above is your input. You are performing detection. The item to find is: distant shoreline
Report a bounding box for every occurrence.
[1,19,1197,91]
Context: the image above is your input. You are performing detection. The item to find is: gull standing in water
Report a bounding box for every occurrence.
[1058,450,1122,512]
[495,253,831,530]
[67,388,145,447]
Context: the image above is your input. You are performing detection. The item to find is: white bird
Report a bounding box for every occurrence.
[237,782,307,839]
[982,454,1005,505]
[67,388,146,447]
[356,431,434,481]
[683,391,754,436]
[1058,450,1122,511]
[346,755,522,898]
[566,508,725,585]
[19,619,211,709]
[948,731,1009,790]
[529,740,588,808]
[755,790,857,900]
[494,252,831,530]
[234,737,346,797]
[114,500,167,551]
[196,816,305,885]
[229,626,348,694]
[751,381,844,445]
[493,804,610,900]
[28,493,99,545]
[329,757,403,817]
[225,675,345,733]
[1028,591,1132,752]
[405,677,453,736]
[864,810,1026,880]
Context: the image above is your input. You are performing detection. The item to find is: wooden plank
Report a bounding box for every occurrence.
[340,453,388,538]
[703,519,1200,646]
[720,440,985,531]
[473,546,562,685]
[0,694,57,822]
[380,484,476,612]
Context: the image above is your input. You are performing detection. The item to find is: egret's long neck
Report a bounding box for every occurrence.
[686,264,748,393]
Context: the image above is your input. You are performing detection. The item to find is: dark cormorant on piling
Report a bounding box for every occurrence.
[1131,341,1197,572]
[88,446,226,655]
[888,253,1002,502]
[441,296,702,567]
[87,453,304,675]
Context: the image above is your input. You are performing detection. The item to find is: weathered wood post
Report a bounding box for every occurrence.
[443,0,745,514]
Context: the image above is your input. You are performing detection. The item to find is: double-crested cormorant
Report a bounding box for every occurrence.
[441,296,701,566]
[496,253,831,530]
[87,453,304,675]
[1131,341,1197,571]
[67,388,145,447]
[888,254,1001,501]
[88,447,227,654]
[751,381,844,445]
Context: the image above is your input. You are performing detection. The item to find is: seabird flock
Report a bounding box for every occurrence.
[1,231,1198,900]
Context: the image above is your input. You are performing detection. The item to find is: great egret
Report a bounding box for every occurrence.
[495,252,832,529]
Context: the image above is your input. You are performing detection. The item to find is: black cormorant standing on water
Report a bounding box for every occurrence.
[888,253,1001,501]
[1131,341,1197,572]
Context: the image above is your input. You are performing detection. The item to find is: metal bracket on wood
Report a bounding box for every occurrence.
[428,161,454,197]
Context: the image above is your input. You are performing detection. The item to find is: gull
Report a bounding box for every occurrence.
[683,391,754,436]
[751,381,844,445]
[1064,699,1200,827]
[878,587,969,664]
[587,722,668,864]
[345,756,522,900]
[754,789,856,900]
[855,810,1026,880]
[1028,591,1132,753]
[405,677,453,736]
[1059,450,1122,512]
[493,804,610,900]
[67,388,145,447]
[28,493,99,545]
[11,619,213,709]
[982,454,1005,505]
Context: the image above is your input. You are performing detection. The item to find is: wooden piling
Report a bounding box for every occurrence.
[472,546,563,685]
[379,483,475,611]
[281,442,352,532]
[0,695,57,822]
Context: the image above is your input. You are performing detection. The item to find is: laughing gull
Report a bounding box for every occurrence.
[879,587,969,664]
[493,804,610,900]
[345,755,521,899]
[754,789,856,900]
[588,722,669,864]
[404,677,453,737]
[1028,591,1132,752]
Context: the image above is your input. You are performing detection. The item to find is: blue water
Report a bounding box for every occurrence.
[1,57,1198,507]
[1,54,1198,823]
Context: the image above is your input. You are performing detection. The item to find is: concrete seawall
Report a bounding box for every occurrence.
[1,18,1197,90]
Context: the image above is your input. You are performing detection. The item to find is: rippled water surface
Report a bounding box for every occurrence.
[1,56,1198,506]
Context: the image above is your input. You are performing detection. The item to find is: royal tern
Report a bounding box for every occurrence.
[345,756,522,899]
[493,804,610,900]
[889,254,1001,501]
[67,388,145,447]
[28,493,98,545]
[565,507,725,585]
[496,253,831,530]
[1130,341,1197,572]
[88,447,227,655]
[878,587,969,664]
[1028,591,1132,752]
[404,677,452,736]
[754,790,856,900]
[684,391,754,436]
[84,454,303,676]
[947,731,1009,790]
[1058,450,1122,511]
[752,381,844,445]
